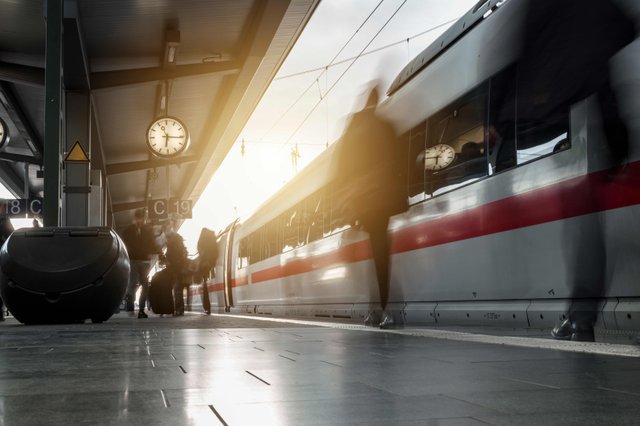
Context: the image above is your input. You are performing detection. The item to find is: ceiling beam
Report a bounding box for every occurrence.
[0,162,25,197]
[106,155,199,176]
[0,62,45,87]
[178,0,320,203]
[0,153,41,165]
[91,60,241,90]
[0,82,44,159]
[112,200,146,213]
[63,15,91,90]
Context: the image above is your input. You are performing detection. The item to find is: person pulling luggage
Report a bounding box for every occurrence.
[163,220,189,316]
[122,209,162,318]
[196,227,219,315]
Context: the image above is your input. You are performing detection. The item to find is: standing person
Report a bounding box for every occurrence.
[164,220,189,316]
[0,216,13,322]
[196,227,219,315]
[500,0,635,341]
[331,84,406,328]
[122,209,161,319]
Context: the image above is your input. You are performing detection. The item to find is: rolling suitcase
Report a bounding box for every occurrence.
[149,268,174,315]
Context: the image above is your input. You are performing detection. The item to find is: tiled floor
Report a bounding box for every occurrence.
[0,312,639,425]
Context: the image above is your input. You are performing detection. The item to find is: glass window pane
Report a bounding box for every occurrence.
[408,121,427,204]
[424,89,489,196]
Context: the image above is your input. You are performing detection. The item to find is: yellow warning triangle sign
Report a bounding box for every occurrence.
[65,141,90,162]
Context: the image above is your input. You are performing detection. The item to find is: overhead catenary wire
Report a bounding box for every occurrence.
[274,17,457,82]
[242,138,327,147]
[255,13,461,151]
[280,0,409,152]
[254,0,385,145]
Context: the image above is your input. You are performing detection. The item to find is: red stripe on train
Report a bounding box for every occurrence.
[225,162,640,286]
[251,240,371,283]
[390,162,640,253]
[191,282,224,295]
[232,276,248,287]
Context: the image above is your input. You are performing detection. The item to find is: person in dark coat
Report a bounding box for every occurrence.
[163,220,189,316]
[497,0,635,340]
[491,0,636,173]
[196,227,219,315]
[122,209,161,318]
[0,216,13,321]
[331,84,407,328]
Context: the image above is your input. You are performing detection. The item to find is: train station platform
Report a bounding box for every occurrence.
[1,312,639,425]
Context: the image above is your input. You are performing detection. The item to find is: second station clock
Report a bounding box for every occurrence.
[0,117,9,150]
[146,116,190,158]
[422,143,455,171]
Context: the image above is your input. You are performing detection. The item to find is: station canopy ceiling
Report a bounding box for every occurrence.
[0,0,318,231]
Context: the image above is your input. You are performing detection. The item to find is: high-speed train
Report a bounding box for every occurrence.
[189,0,640,332]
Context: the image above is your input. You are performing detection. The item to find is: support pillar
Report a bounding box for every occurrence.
[43,0,64,227]
[63,92,91,226]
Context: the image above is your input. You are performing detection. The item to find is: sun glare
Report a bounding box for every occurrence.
[177,0,478,253]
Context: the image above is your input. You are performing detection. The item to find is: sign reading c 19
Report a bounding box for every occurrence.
[147,198,192,220]
[0,198,43,217]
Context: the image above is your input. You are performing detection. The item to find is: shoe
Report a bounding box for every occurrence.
[125,298,134,312]
[364,311,380,327]
[379,311,394,329]
[551,319,595,342]
[138,311,148,319]
[551,318,573,340]
[571,322,595,342]
[204,310,211,315]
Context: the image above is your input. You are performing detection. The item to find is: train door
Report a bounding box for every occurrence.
[222,220,239,312]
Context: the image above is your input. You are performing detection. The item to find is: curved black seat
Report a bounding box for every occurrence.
[0,227,130,324]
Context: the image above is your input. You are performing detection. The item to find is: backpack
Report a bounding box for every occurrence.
[165,232,187,270]
[197,228,218,273]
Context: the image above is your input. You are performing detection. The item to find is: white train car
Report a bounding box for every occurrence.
[191,0,640,332]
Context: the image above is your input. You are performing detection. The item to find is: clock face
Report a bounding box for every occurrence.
[146,116,189,157]
[0,117,8,149]
[423,143,455,171]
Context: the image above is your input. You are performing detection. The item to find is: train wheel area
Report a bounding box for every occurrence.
[0,311,639,425]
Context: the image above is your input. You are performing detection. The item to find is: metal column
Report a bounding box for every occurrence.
[43,0,64,227]
[63,92,91,226]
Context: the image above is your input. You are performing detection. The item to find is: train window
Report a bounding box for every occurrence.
[407,121,427,204]
[250,229,262,264]
[424,87,489,196]
[282,206,301,252]
[238,237,249,269]
[263,219,282,260]
[516,114,569,164]
[304,191,324,244]
[328,189,353,234]
[322,187,333,238]
[487,67,517,173]
[488,65,570,172]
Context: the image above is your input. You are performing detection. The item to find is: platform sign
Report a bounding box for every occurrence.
[169,198,192,218]
[148,199,192,220]
[148,199,168,220]
[0,198,43,217]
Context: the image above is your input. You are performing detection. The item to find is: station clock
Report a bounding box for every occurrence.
[423,144,455,171]
[146,116,190,158]
[0,117,9,149]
